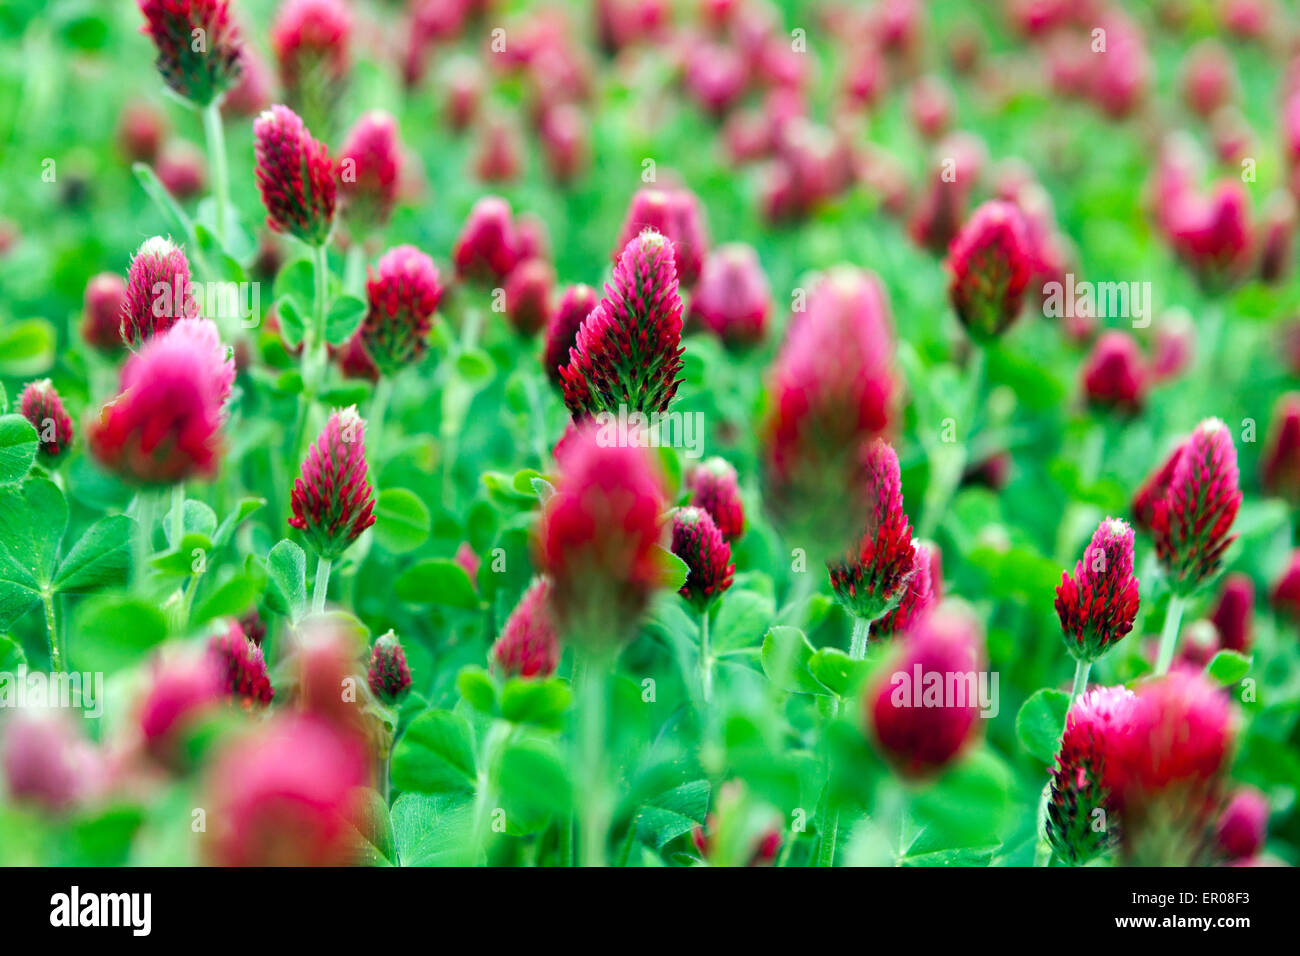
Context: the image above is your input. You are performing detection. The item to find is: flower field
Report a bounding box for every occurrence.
[0,0,1298,873]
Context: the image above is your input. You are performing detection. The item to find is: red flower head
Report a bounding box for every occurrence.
[543,284,598,386]
[1181,40,1237,118]
[137,0,243,107]
[505,258,555,337]
[89,319,231,485]
[138,651,224,764]
[491,577,561,679]
[289,406,376,559]
[535,421,667,643]
[1151,307,1195,382]
[686,456,745,541]
[453,196,519,284]
[1081,331,1148,416]
[908,134,984,254]
[1055,517,1140,662]
[1,709,104,813]
[762,266,896,558]
[1087,11,1150,119]
[688,243,771,348]
[203,713,368,866]
[1209,572,1254,653]
[270,0,351,134]
[1215,787,1269,862]
[1130,442,1183,534]
[614,186,709,287]
[287,620,368,733]
[540,102,589,184]
[209,619,275,708]
[672,506,735,609]
[908,75,952,140]
[1152,418,1241,596]
[82,272,128,352]
[946,200,1033,341]
[1270,549,1300,624]
[865,606,984,778]
[367,631,412,705]
[473,114,522,183]
[455,541,480,583]
[1166,181,1255,292]
[1046,685,1137,865]
[1257,191,1295,284]
[335,331,380,382]
[361,245,442,375]
[828,438,916,623]
[560,230,685,418]
[121,236,198,347]
[337,110,403,232]
[20,380,74,461]
[155,141,207,199]
[1260,393,1300,504]
[239,606,267,647]
[1104,670,1235,864]
[222,45,273,117]
[874,539,940,641]
[118,100,167,163]
[254,105,336,246]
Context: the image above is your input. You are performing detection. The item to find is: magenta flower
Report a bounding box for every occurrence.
[686,456,745,541]
[614,186,708,287]
[946,200,1033,341]
[1180,40,1237,118]
[209,619,274,709]
[1088,11,1150,119]
[121,236,198,347]
[874,540,941,641]
[1151,419,1242,596]
[81,273,128,352]
[270,0,352,133]
[505,258,555,337]
[222,45,272,117]
[1130,442,1183,535]
[672,507,735,609]
[1151,308,1195,382]
[289,406,376,560]
[473,114,523,184]
[1,709,104,814]
[162,316,235,407]
[1260,393,1300,504]
[1215,788,1269,862]
[1209,573,1254,654]
[367,631,412,705]
[492,577,561,679]
[337,110,403,232]
[362,245,442,375]
[1055,518,1141,662]
[452,196,519,284]
[542,284,598,386]
[1081,331,1148,417]
[20,380,74,461]
[137,0,242,107]
[1166,181,1255,291]
[1046,685,1136,865]
[688,243,771,348]
[1270,549,1300,625]
[253,105,336,246]
[540,102,589,183]
[828,438,916,623]
[560,230,685,418]
[535,422,667,643]
[138,651,224,764]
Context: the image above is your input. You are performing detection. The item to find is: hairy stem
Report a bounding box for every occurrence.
[170,482,185,550]
[1154,593,1186,676]
[815,784,839,867]
[699,606,713,703]
[368,375,393,462]
[1069,657,1092,704]
[133,491,157,592]
[201,101,229,248]
[850,616,871,661]
[311,555,333,614]
[575,648,611,867]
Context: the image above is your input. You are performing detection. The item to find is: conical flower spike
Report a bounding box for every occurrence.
[288,406,376,559]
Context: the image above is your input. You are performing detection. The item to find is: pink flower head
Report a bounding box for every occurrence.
[362,245,442,375]
[89,319,231,485]
[204,714,368,866]
[535,421,667,643]
[1257,191,1295,284]
[866,606,983,778]
[121,236,198,347]
[688,243,771,348]
[473,114,522,183]
[672,506,735,609]
[540,102,589,184]
[453,196,519,284]
[454,541,480,584]
[20,379,74,461]
[1088,11,1150,119]
[1166,180,1255,292]
[1151,307,1195,382]
[828,438,916,622]
[82,272,128,351]
[492,577,561,679]
[1209,572,1254,654]
[543,284,598,386]
[505,258,555,337]
[1215,788,1269,861]
[209,619,275,709]
[684,40,746,115]
[1152,419,1241,596]
[138,0,243,107]
[334,332,379,382]
[1081,331,1148,416]
[1055,517,1140,662]
[2,708,104,813]
[337,110,403,231]
[155,141,207,199]
[138,651,224,764]
[1130,442,1183,535]
[686,456,745,541]
[367,631,412,705]
[908,75,952,140]
[560,230,684,418]
[761,266,896,555]
[874,539,940,641]
[1260,393,1300,504]
[239,607,267,647]
[270,0,352,130]
[1181,40,1237,118]
[947,200,1033,341]
[1270,549,1300,624]
[908,135,985,254]
[253,105,336,246]
[1045,685,1137,864]
[614,187,708,287]
[118,100,167,163]
[289,406,375,560]
[287,620,368,732]
[222,45,273,117]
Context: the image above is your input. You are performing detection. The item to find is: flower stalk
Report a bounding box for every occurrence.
[1154,593,1186,676]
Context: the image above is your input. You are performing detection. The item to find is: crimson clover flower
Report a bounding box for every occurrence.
[542,284,598,386]
[946,199,1033,341]
[1055,517,1141,662]
[361,245,442,375]
[367,631,413,705]
[121,236,198,347]
[138,0,243,107]
[492,577,561,679]
[209,619,274,709]
[20,379,73,461]
[289,406,376,560]
[686,456,745,541]
[253,104,337,246]
[671,507,735,609]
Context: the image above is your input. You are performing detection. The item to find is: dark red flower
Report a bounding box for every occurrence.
[121,236,198,347]
[1081,331,1148,416]
[505,258,554,337]
[874,540,940,640]
[270,0,351,134]
[688,243,771,348]
[137,0,242,107]
[238,607,267,647]
[1260,393,1300,504]
[138,651,223,764]
[337,110,402,231]
[155,142,206,199]
[367,631,412,705]
[253,105,336,246]
[1215,788,1269,861]
[613,187,708,287]
[20,379,74,460]
[672,507,734,609]
[117,100,167,163]
[492,577,561,679]
[81,273,128,352]
[453,196,518,284]
[1055,517,1141,662]
[1166,181,1255,292]
[1130,442,1183,535]
[289,406,376,559]
[209,619,274,708]
[1270,549,1300,625]
[543,284,598,386]
[473,114,523,183]
[361,245,442,374]
[686,456,745,541]
[1208,573,1254,654]
[946,200,1033,341]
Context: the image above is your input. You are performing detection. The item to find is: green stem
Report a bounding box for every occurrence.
[170,483,185,550]
[469,721,510,865]
[312,555,333,614]
[815,785,839,867]
[1069,657,1092,705]
[41,591,62,673]
[201,101,229,248]
[917,348,984,540]
[575,648,611,868]
[369,375,393,462]
[1154,593,1186,676]
[850,616,871,660]
[133,491,158,592]
[699,606,713,703]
